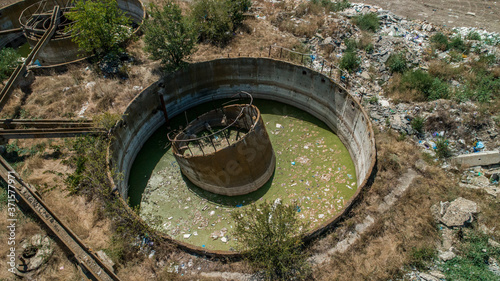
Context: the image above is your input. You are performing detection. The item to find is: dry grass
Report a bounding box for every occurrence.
[278,17,323,38]
[191,18,301,62]
[428,59,464,80]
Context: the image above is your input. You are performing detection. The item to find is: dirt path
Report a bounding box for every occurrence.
[358,0,500,32]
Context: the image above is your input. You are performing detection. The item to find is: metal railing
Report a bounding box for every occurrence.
[168,92,256,156]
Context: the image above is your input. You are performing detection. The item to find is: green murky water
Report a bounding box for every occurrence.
[128,100,357,251]
[16,42,32,58]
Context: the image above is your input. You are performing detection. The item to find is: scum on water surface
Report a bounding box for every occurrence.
[128,99,357,251]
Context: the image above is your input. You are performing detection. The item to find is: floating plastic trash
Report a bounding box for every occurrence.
[291,161,296,165]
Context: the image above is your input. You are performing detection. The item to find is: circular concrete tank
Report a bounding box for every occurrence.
[108,58,376,256]
[170,102,275,196]
[0,0,145,66]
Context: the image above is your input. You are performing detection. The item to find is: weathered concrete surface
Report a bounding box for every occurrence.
[452,150,500,168]
[108,58,376,256]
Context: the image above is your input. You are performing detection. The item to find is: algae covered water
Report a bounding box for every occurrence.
[128,99,357,251]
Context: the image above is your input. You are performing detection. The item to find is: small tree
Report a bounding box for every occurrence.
[66,0,131,57]
[192,0,251,46]
[143,2,196,72]
[231,201,310,280]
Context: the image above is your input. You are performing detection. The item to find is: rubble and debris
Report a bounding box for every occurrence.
[434,197,479,227]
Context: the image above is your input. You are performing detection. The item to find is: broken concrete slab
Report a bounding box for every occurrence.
[419,272,439,281]
[97,250,115,272]
[439,197,479,227]
[439,250,456,261]
[451,150,500,168]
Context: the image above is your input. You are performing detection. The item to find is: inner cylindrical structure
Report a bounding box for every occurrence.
[171,104,275,196]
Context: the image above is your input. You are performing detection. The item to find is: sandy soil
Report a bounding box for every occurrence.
[358,0,500,32]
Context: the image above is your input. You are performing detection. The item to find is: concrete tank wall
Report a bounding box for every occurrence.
[108,58,376,255]
[0,0,31,48]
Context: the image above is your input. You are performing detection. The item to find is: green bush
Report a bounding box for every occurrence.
[386,52,408,73]
[449,35,470,54]
[65,136,114,198]
[0,48,21,81]
[231,201,310,280]
[399,70,450,101]
[410,116,426,134]
[461,73,500,103]
[192,0,250,46]
[431,32,449,51]
[428,78,450,100]
[466,31,481,41]
[352,13,379,32]
[409,246,436,270]
[401,69,434,95]
[344,38,357,52]
[448,50,463,62]
[340,51,360,72]
[435,137,451,158]
[66,0,131,57]
[143,2,197,72]
[323,0,351,12]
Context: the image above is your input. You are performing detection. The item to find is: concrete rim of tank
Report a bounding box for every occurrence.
[0,0,146,68]
[106,58,377,258]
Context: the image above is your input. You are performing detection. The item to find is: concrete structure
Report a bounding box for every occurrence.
[171,103,275,196]
[0,0,145,66]
[451,150,500,167]
[107,58,376,256]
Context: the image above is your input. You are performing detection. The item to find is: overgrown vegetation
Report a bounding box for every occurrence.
[64,135,112,197]
[352,13,379,32]
[66,0,131,57]
[386,52,408,73]
[435,137,452,158]
[143,2,197,72]
[396,70,449,101]
[411,116,426,135]
[409,246,436,270]
[340,51,360,72]
[64,135,170,264]
[94,112,122,131]
[442,230,500,280]
[430,32,470,54]
[466,31,481,41]
[431,32,449,51]
[311,0,351,12]
[192,0,251,46]
[231,201,310,280]
[0,48,21,82]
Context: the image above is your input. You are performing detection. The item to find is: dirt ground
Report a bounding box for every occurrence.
[359,0,500,32]
[1,0,499,32]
